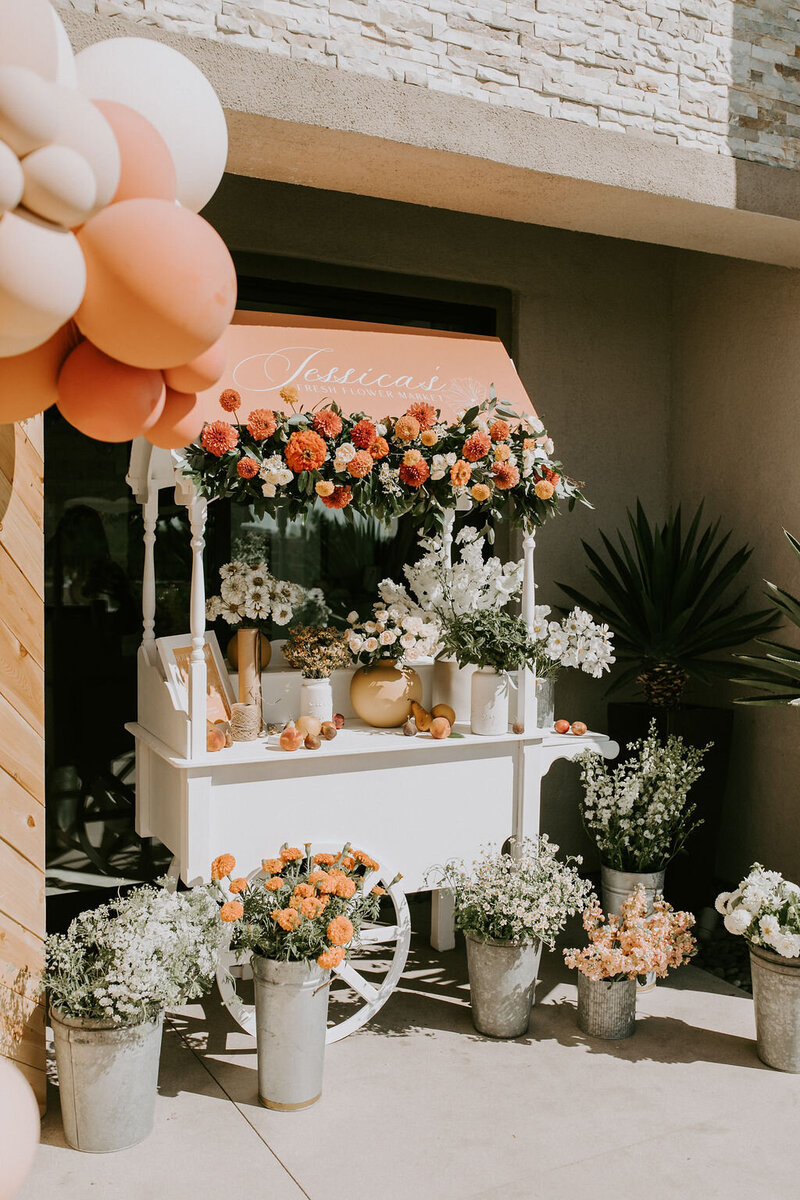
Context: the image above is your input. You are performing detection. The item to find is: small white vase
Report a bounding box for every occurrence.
[470,667,509,735]
[432,657,475,725]
[299,676,333,724]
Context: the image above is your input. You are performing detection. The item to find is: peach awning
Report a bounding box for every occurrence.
[197,312,537,424]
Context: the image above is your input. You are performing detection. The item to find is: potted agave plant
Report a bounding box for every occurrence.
[560,501,778,909]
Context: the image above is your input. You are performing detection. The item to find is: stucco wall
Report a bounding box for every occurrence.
[60,0,800,170]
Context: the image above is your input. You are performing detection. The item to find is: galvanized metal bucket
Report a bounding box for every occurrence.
[465,934,542,1038]
[749,944,800,1072]
[252,955,330,1110]
[601,866,666,992]
[576,974,636,1040]
[50,1007,164,1153]
[535,677,555,729]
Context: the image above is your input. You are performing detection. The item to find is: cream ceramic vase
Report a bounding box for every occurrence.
[432,657,475,726]
[350,660,423,728]
[299,676,333,724]
[470,667,509,735]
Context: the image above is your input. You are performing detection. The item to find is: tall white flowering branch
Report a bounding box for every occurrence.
[530,604,615,680]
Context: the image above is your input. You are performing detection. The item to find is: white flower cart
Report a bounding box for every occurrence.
[125,439,618,1042]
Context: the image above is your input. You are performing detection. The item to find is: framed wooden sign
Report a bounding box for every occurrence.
[156,632,235,723]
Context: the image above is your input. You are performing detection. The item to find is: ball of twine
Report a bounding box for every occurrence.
[230,702,261,742]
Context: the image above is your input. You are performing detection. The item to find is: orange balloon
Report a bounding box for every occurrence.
[162,334,227,394]
[57,340,165,442]
[92,99,176,204]
[75,199,236,370]
[146,386,203,450]
[0,322,77,423]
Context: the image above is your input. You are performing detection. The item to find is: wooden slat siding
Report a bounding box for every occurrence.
[0,418,45,1110]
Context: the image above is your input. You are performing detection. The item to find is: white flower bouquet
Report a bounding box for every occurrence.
[206,559,327,630]
[43,883,224,1024]
[431,836,593,947]
[530,604,615,680]
[403,525,523,619]
[346,578,440,667]
[716,864,800,958]
[577,720,709,873]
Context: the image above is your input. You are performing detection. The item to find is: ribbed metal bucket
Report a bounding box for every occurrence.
[576,974,636,1040]
[51,1007,164,1153]
[252,955,330,1110]
[465,934,542,1038]
[601,866,665,992]
[750,945,800,1072]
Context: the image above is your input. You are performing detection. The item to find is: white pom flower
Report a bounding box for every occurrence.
[724,908,753,936]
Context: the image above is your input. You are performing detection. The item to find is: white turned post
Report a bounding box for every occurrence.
[516,523,537,732]
[141,489,158,646]
[188,496,208,759]
[442,508,455,568]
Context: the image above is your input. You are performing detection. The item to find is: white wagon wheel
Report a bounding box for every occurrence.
[208,847,410,1044]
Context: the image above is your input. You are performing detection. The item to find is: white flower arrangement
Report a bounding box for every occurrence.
[43,884,224,1024]
[403,525,523,618]
[716,864,800,958]
[530,604,615,680]
[206,559,328,629]
[346,579,439,666]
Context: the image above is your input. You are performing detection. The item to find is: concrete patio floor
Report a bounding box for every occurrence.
[19,920,800,1200]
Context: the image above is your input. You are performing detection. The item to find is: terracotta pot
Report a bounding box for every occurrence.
[350,661,423,728]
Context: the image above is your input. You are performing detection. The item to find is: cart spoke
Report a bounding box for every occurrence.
[358,923,401,945]
[334,962,380,1002]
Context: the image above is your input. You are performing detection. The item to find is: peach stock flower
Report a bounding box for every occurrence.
[393,414,420,443]
[317,946,346,970]
[407,401,437,431]
[492,461,520,490]
[315,480,335,497]
[489,419,510,442]
[462,431,491,461]
[450,459,472,488]
[347,450,374,478]
[211,853,236,881]
[369,436,389,460]
[326,915,354,946]
[228,877,248,894]
[264,877,284,891]
[312,408,343,439]
[246,408,277,441]
[281,846,304,863]
[201,421,239,458]
[285,430,327,473]
[272,907,302,931]
[534,479,555,500]
[321,485,353,509]
[236,457,259,479]
[351,419,377,449]
[219,388,241,413]
[220,901,244,922]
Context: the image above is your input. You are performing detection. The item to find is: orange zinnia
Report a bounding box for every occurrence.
[534,479,555,500]
[462,431,491,462]
[492,461,520,490]
[493,444,511,462]
[393,414,420,443]
[236,456,259,479]
[489,419,510,442]
[220,901,244,922]
[317,946,346,970]
[321,485,353,510]
[326,915,354,946]
[407,401,437,431]
[450,459,472,488]
[285,430,327,473]
[347,450,373,478]
[351,418,377,449]
[219,388,241,413]
[313,408,343,439]
[369,436,389,460]
[399,457,430,487]
[211,853,236,881]
[201,421,239,458]
[246,408,277,441]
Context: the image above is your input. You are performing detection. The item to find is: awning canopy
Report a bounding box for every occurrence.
[197,312,537,424]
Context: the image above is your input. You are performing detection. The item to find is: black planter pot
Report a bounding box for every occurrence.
[606,703,733,914]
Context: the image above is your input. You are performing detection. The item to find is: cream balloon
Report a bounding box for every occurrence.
[75,38,227,212]
[51,3,77,88]
[0,0,59,80]
[0,65,60,156]
[22,144,97,228]
[0,139,23,214]
[0,1058,39,1200]
[51,83,120,216]
[0,209,86,356]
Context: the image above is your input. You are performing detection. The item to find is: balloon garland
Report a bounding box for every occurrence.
[0,0,234,445]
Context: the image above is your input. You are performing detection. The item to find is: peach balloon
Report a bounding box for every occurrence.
[163,335,227,393]
[22,144,97,228]
[0,322,77,423]
[0,1058,39,1200]
[76,199,237,369]
[146,386,204,450]
[0,65,60,156]
[92,100,176,204]
[58,340,166,442]
[0,209,86,357]
[0,0,59,81]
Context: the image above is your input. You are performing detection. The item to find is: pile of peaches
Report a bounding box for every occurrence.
[278,713,345,751]
[553,719,588,736]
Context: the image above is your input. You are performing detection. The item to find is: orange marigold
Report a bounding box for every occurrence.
[369,436,389,460]
[462,431,491,462]
[308,871,330,886]
[264,877,284,891]
[316,874,338,894]
[420,429,438,447]
[450,459,472,488]
[236,456,259,479]
[211,853,236,881]
[471,483,492,503]
[201,421,239,458]
[341,855,356,870]
[393,414,420,443]
[353,850,380,870]
[317,946,346,970]
[272,907,302,931]
[280,385,299,404]
[228,877,248,894]
[334,876,357,899]
[489,419,510,442]
[492,461,520,490]
[246,408,277,441]
[399,458,430,488]
[220,901,244,922]
[326,915,354,947]
[312,408,343,439]
[315,480,335,497]
[292,883,315,900]
[281,846,304,863]
[371,885,387,897]
[219,388,241,413]
[285,430,327,473]
[534,479,555,500]
[351,419,377,449]
[299,897,324,920]
[406,402,437,431]
[313,853,336,866]
[321,485,353,510]
[347,450,373,478]
[262,858,283,875]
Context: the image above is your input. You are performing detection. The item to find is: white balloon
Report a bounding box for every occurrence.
[22,144,97,228]
[51,83,120,216]
[0,1058,39,1200]
[0,139,23,214]
[75,37,227,212]
[0,64,60,156]
[51,4,77,88]
[0,0,59,80]
[0,208,86,356]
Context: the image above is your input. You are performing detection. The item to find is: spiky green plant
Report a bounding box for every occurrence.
[734,530,800,705]
[558,501,778,708]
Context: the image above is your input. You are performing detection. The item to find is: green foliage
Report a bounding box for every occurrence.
[733,529,800,705]
[438,608,539,673]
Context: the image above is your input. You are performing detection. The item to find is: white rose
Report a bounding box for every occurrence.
[337,442,357,463]
[261,482,276,498]
[400,633,416,650]
[379,630,397,646]
[723,908,752,936]
[347,611,359,624]
[364,637,379,652]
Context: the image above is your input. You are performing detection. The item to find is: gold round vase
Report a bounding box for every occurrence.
[350,661,423,728]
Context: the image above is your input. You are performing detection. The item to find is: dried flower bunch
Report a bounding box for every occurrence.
[529,605,615,681]
[282,625,352,678]
[716,864,800,958]
[432,836,593,947]
[184,386,586,529]
[43,884,223,1024]
[438,608,540,674]
[346,580,440,667]
[564,889,697,981]
[577,720,709,873]
[211,846,397,969]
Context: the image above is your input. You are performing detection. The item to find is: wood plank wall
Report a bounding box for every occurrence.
[0,417,46,1112]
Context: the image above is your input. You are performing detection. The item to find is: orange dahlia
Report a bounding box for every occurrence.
[471,483,492,502]
[236,456,259,479]
[393,414,420,443]
[317,946,345,970]
[399,458,430,488]
[219,388,241,413]
[407,402,437,431]
[313,408,343,439]
[347,450,373,478]
[201,421,239,458]
[211,853,235,881]
[281,846,304,863]
[228,877,248,894]
[369,436,389,460]
[220,900,244,922]
[351,419,377,449]
[272,907,302,932]
[492,461,520,490]
[489,419,510,442]
[321,485,353,510]
[246,408,277,441]
[326,914,354,946]
[462,431,491,462]
[450,459,472,488]
[285,430,327,473]
[534,479,555,500]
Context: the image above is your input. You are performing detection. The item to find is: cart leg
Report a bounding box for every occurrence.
[430,887,455,952]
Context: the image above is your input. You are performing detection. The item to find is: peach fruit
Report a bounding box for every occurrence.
[279,723,303,752]
[432,703,456,726]
[554,719,571,734]
[571,721,588,736]
[429,716,451,739]
[296,715,322,738]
